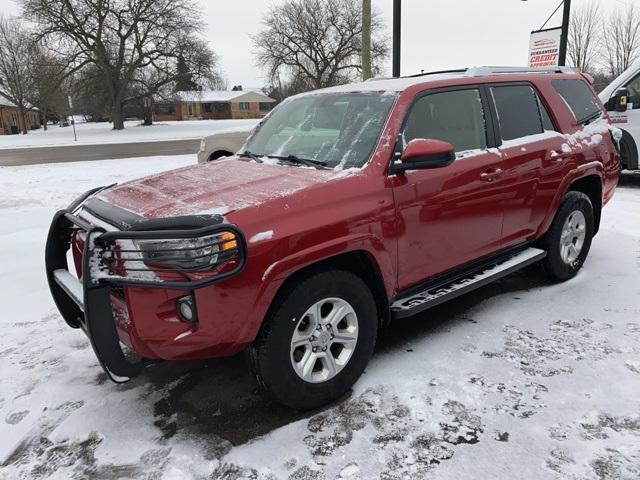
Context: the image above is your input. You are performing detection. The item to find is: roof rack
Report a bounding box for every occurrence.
[364,66,575,83]
[404,68,468,78]
[465,66,575,77]
[365,69,467,82]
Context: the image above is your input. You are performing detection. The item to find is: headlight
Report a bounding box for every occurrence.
[133,231,238,270]
[199,139,206,153]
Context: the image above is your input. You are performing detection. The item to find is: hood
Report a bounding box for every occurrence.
[97,157,341,219]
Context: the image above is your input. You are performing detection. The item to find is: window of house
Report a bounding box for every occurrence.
[491,85,544,141]
[551,79,601,122]
[403,89,488,152]
[155,103,175,115]
[259,102,273,112]
[239,102,250,110]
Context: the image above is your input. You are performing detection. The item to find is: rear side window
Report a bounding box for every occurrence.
[403,89,487,152]
[491,85,543,141]
[551,79,601,122]
[538,96,556,131]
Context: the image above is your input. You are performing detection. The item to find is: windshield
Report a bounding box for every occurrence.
[243,92,398,170]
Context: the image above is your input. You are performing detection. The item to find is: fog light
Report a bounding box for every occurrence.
[177,296,197,324]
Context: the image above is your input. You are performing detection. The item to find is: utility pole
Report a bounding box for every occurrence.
[392,0,401,77]
[558,0,571,66]
[362,0,372,80]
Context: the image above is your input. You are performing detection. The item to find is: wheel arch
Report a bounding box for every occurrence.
[566,175,603,234]
[619,128,639,170]
[538,170,604,240]
[208,149,234,161]
[262,249,392,332]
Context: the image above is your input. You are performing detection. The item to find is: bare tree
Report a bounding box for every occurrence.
[601,3,640,77]
[132,36,224,126]
[29,51,68,130]
[0,16,37,134]
[568,2,601,74]
[25,0,222,130]
[253,0,388,91]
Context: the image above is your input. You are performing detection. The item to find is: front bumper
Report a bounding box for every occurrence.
[45,189,246,382]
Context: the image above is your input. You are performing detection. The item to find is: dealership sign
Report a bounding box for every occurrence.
[529,27,562,68]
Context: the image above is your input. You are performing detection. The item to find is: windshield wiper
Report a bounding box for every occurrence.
[237,151,263,163]
[576,110,602,126]
[265,154,328,169]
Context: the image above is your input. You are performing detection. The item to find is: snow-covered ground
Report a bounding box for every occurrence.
[0,158,639,480]
[0,119,258,149]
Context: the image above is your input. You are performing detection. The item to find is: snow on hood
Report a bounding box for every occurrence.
[96,157,347,219]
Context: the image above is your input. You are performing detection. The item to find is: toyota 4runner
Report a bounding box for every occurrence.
[46,66,620,410]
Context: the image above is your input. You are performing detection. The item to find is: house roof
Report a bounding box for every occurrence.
[174,90,276,103]
[0,94,39,110]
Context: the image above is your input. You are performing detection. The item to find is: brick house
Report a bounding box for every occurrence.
[0,97,40,135]
[154,90,276,122]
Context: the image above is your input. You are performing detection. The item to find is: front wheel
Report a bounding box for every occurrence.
[247,270,378,410]
[541,191,594,280]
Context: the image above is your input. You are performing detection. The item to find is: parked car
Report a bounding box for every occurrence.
[46,66,619,410]
[197,124,256,163]
[599,63,640,170]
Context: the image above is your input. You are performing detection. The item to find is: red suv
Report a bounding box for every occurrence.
[46,67,619,409]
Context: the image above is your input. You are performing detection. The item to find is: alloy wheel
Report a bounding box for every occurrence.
[290,297,359,383]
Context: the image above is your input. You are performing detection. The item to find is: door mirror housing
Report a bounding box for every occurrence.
[609,88,629,112]
[394,138,455,173]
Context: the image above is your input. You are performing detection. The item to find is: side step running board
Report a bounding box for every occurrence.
[391,247,546,318]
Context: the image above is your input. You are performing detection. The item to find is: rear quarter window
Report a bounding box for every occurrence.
[551,79,601,122]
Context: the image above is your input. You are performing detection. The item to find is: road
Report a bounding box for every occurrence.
[0,138,200,166]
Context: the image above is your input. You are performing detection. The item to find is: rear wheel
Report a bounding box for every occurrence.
[541,191,594,280]
[247,270,378,410]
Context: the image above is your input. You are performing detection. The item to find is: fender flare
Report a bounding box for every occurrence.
[245,233,395,338]
[536,163,604,237]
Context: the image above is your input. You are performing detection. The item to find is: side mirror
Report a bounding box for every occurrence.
[394,138,455,173]
[610,88,629,112]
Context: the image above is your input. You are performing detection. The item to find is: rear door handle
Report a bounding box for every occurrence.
[480,168,504,182]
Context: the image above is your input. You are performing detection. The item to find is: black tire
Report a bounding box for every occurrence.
[620,131,639,170]
[247,270,378,410]
[541,191,594,280]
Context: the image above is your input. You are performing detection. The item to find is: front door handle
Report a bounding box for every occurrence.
[480,168,504,182]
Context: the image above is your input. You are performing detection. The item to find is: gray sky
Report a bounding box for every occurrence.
[1,0,631,87]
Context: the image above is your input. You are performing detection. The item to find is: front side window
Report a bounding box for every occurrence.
[403,89,487,152]
[625,73,640,109]
[491,85,544,141]
[552,79,601,122]
[244,92,398,170]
